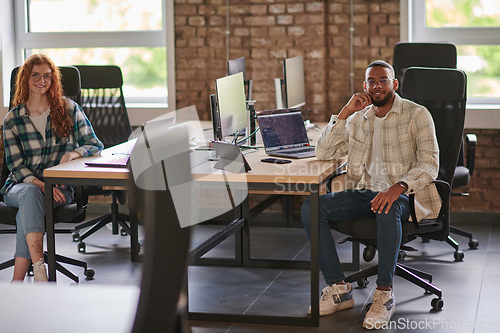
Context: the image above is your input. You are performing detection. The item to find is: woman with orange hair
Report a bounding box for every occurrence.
[1,54,103,282]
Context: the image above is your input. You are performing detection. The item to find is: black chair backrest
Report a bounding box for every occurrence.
[393,42,457,95]
[402,67,466,187]
[74,65,132,149]
[0,154,9,202]
[9,66,82,109]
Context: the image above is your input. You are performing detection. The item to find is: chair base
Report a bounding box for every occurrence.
[344,263,443,310]
[0,252,94,283]
[72,200,130,253]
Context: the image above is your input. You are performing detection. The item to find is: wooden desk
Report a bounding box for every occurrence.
[44,140,140,283]
[185,123,349,327]
[188,146,346,327]
[43,122,347,327]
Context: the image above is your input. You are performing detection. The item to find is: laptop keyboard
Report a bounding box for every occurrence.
[279,147,315,154]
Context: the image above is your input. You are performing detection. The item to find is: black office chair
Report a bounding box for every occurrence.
[228,57,253,101]
[393,42,478,255]
[71,65,133,253]
[329,67,467,311]
[0,66,94,282]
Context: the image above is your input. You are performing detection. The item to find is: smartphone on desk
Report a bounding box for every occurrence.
[261,158,292,164]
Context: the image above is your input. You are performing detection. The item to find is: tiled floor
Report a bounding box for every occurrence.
[1,216,499,332]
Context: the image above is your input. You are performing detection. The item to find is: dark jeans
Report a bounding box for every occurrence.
[301,189,410,288]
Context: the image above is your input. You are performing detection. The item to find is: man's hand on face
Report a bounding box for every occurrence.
[338,93,372,120]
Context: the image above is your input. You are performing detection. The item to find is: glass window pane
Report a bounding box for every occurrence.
[31,47,167,101]
[426,0,500,28]
[457,45,500,98]
[29,0,162,32]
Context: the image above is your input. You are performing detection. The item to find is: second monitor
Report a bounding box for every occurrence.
[215,72,248,139]
[275,56,306,109]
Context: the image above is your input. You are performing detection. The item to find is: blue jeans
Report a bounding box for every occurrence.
[301,189,410,288]
[4,183,74,259]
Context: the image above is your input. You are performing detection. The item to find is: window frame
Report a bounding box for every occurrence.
[12,0,175,109]
[407,0,500,105]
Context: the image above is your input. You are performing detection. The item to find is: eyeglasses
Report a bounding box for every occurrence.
[30,73,52,82]
[365,78,394,87]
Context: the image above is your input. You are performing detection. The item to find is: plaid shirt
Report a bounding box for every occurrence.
[316,94,441,222]
[1,99,103,195]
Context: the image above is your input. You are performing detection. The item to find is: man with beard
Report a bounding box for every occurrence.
[301,60,440,329]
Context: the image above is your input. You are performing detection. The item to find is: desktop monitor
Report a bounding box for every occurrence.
[228,57,246,79]
[283,56,306,109]
[215,72,248,138]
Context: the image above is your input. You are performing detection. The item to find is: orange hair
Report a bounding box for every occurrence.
[12,54,72,138]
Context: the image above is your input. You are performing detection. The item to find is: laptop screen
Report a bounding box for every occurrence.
[257,111,310,151]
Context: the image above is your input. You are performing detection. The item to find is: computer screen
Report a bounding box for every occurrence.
[283,56,306,109]
[228,57,246,79]
[257,111,310,151]
[215,72,248,138]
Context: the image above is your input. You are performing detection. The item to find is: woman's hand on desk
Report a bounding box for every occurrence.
[59,151,82,165]
[32,179,67,203]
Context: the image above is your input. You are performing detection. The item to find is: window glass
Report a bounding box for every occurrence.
[426,0,500,28]
[29,0,162,32]
[457,45,500,98]
[31,47,167,101]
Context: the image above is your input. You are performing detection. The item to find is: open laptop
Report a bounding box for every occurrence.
[85,116,175,168]
[257,111,316,159]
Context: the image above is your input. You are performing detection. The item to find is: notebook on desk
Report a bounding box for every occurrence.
[85,154,130,168]
[257,111,316,159]
[84,116,175,168]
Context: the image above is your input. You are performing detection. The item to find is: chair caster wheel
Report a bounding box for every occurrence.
[357,278,369,288]
[365,303,372,312]
[398,250,407,260]
[72,231,80,242]
[85,268,95,280]
[454,251,464,261]
[421,237,430,243]
[27,265,34,276]
[78,242,86,253]
[468,239,479,250]
[431,298,444,310]
[120,228,128,236]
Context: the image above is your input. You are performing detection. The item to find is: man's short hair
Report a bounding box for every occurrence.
[367,60,395,78]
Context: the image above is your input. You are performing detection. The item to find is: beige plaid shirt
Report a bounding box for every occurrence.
[316,94,441,222]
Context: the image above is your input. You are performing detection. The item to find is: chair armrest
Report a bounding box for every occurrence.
[408,179,451,229]
[465,134,477,176]
[326,170,347,193]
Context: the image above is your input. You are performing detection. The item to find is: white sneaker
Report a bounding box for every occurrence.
[33,258,48,282]
[308,283,354,316]
[363,289,395,329]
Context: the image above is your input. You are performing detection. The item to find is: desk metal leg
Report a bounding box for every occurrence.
[45,180,56,282]
[128,198,140,262]
[309,184,320,326]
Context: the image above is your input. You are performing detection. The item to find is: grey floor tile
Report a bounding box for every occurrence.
[475,294,500,332]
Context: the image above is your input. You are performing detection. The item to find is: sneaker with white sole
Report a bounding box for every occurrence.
[362,289,395,329]
[308,283,354,316]
[33,258,48,282]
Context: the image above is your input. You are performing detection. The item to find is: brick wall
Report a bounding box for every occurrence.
[174,0,399,121]
[173,0,500,213]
